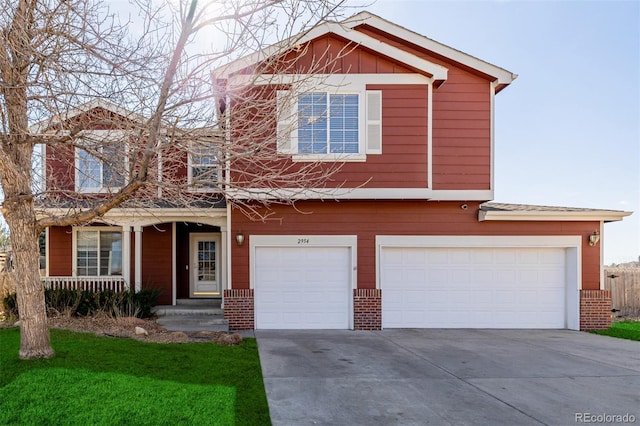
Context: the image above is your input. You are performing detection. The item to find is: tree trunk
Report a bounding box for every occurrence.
[3,199,54,359]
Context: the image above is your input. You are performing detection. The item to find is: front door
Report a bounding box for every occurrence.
[189,233,221,297]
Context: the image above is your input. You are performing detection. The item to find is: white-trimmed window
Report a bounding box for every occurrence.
[75,130,128,192]
[277,89,382,161]
[188,140,219,191]
[74,228,122,276]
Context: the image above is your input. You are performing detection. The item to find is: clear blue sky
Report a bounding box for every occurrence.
[351,0,639,264]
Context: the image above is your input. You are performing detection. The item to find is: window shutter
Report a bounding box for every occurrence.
[276,90,297,154]
[365,90,382,154]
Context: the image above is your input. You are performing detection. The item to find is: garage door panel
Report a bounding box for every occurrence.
[255,246,350,329]
[381,247,567,329]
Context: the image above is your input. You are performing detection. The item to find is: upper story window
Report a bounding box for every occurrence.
[277,89,382,161]
[298,93,359,155]
[75,130,128,193]
[74,228,122,276]
[188,140,219,192]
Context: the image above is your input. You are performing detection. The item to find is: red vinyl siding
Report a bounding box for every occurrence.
[231,201,601,291]
[142,223,172,305]
[354,26,493,190]
[230,30,494,191]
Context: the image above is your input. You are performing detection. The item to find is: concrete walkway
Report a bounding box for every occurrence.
[256,329,640,425]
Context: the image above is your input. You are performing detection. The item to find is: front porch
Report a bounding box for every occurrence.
[42,207,230,307]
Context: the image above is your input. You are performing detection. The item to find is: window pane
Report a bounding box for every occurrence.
[77,150,101,190]
[329,94,359,154]
[103,144,125,188]
[77,231,98,276]
[190,142,219,188]
[298,93,328,154]
[197,240,216,281]
[100,231,122,276]
[39,231,46,272]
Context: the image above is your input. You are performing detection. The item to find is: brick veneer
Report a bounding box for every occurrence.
[223,289,254,330]
[580,290,611,330]
[354,289,382,330]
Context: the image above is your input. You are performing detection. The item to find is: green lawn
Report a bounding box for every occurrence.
[592,321,640,342]
[0,328,271,425]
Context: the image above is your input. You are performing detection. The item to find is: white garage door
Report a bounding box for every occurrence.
[254,246,351,329]
[381,247,567,329]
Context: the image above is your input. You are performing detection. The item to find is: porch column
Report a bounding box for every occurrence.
[134,225,143,292]
[122,225,131,291]
[220,229,228,295]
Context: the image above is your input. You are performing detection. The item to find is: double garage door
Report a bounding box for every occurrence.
[252,236,576,330]
[381,246,567,329]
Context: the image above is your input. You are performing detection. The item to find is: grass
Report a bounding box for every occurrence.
[0,328,271,425]
[592,321,640,342]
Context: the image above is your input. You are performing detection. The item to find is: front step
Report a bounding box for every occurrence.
[154,299,228,332]
[156,315,229,332]
[176,298,222,307]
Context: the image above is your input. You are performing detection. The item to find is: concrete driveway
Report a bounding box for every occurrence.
[256,329,640,425]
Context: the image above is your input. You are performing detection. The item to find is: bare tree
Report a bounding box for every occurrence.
[0,0,353,359]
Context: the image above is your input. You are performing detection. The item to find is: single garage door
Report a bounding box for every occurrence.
[254,246,351,329]
[381,247,567,329]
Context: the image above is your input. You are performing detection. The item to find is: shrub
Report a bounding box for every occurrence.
[2,293,17,317]
[2,288,161,319]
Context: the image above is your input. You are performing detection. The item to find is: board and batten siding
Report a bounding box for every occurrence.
[278,34,414,75]
[231,201,600,292]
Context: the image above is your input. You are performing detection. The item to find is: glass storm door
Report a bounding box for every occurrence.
[190,234,221,297]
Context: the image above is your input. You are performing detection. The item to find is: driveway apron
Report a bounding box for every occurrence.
[256,329,640,425]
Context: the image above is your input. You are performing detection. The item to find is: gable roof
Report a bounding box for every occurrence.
[30,99,146,134]
[213,20,448,84]
[213,11,516,91]
[343,12,517,91]
[479,202,632,222]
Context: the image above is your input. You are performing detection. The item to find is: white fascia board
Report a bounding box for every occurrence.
[376,235,582,249]
[226,188,492,201]
[343,12,517,85]
[479,210,633,222]
[238,73,432,88]
[30,99,146,134]
[214,22,448,81]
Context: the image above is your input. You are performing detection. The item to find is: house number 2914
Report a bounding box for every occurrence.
[297,238,310,244]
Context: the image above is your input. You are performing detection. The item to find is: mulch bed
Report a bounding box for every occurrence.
[0,314,243,345]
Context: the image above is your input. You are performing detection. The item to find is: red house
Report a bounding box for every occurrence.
[38,12,630,331]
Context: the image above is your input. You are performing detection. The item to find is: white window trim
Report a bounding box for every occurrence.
[275,75,402,162]
[187,140,220,193]
[72,226,124,277]
[74,130,128,193]
[291,91,364,161]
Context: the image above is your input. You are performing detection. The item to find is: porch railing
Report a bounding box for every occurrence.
[42,276,127,292]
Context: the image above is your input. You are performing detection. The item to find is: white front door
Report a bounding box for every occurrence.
[190,233,221,297]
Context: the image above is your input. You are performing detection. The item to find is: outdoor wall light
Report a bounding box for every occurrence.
[236,231,245,246]
[588,231,600,247]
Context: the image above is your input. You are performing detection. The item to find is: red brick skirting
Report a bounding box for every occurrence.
[224,289,254,330]
[580,290,611,331]
[354,289,382,330]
